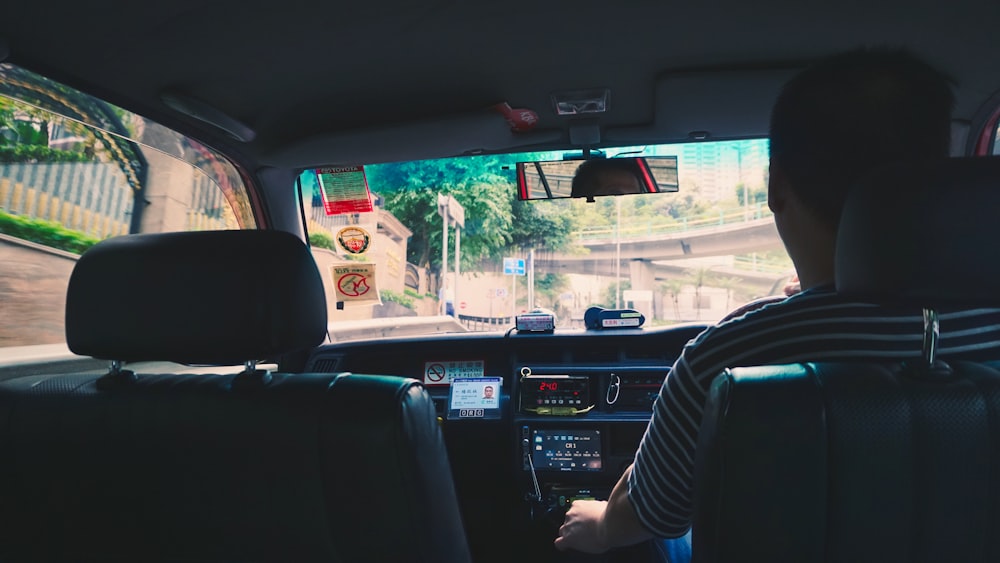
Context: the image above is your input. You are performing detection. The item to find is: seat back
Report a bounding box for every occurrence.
[694,361,1000,561]
[693,157,1000,562]
[0,230,471,563]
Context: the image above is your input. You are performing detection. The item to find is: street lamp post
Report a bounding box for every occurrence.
[732,144,748,221]
[438,194,465,315]
[615,196,622,309]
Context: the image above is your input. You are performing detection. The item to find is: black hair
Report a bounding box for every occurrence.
[769,47,955,230]
[571,158,645,198]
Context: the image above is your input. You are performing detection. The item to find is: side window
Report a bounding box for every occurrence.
[0,63,256,349]
[993,119,1000,156]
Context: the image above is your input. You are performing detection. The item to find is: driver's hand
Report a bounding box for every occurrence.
[554,499,610,554]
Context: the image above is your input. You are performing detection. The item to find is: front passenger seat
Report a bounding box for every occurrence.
[0,229,471,563]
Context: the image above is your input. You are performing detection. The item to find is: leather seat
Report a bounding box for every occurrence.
[0,230,471,563]
[692,157,1000,562]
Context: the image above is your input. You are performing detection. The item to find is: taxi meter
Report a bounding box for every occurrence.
[518,368,593,415]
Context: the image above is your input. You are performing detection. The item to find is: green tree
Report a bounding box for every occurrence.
[513,271,572,319]
[660,278,684,321]
[0,96,102,160]
[510,198,578,251]
[0,98,49,147]
[367,154,577,274]
[714,275,745,311]
[688,268,710,320]
[601,279,631,309]
[1,65,143,192]
[661,180,707,220]
[735,183,767,206]
[533,272,570,308]
[308,231,336,251]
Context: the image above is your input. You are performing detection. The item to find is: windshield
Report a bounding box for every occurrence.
[301,139,792,341]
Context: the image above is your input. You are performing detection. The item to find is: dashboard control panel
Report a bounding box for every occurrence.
[304,322,710,561]
[605,372,664,411]
[523,427,603,472]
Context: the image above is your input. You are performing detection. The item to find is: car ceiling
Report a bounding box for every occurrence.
[2,1,999,172]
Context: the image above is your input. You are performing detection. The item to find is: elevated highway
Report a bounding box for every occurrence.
[535,216,784,278]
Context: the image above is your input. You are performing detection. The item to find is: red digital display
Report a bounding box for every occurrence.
[520,376,590,413]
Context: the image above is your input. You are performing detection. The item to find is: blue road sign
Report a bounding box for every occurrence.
[503,257,526,275]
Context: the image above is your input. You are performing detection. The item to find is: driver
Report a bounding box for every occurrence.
[554,47,1000,560]
[570,158,645,198]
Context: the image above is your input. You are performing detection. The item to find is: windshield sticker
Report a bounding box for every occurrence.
[336,226,371,254]
[316,166,374,215]
[423,360,486,386]
[332,263,380,304]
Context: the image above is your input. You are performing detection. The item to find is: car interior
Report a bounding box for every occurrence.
[2,2,1000,562]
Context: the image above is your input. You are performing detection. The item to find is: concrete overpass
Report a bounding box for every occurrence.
[535,217,784,277]
[533,216,789,320]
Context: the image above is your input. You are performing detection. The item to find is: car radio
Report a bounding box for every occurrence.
[523,428,603,472]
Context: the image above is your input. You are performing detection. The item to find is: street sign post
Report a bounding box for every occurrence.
[503,257,525,319]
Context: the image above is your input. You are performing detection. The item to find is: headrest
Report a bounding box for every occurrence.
[66,230,327,364]
[835,157,1000,306]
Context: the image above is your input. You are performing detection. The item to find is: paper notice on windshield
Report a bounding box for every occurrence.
[316,166,374,215]
[331,263,380,304]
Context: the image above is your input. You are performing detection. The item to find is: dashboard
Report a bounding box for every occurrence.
[302,323,709,563]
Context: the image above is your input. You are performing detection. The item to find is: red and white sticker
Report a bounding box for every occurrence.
[423,360,485,386]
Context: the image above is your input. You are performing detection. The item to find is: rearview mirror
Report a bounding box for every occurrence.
[515,156,678,201]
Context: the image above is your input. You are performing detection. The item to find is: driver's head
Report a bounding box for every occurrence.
[571,159,644,198]
[769,47,954,232]
[768,48,954,289]
[484,385,494,397]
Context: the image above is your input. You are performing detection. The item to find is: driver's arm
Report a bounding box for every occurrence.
[556,327,726,553]
[553,464,653,553]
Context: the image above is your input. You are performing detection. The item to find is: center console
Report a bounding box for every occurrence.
[512,365,667,526]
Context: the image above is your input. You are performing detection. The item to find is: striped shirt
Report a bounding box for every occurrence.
[626,286,1000,538]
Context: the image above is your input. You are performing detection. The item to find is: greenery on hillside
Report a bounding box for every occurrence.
[0,209,101,254]
[0,145,92,163]
[380,289,415,310]
[308,231,336,251]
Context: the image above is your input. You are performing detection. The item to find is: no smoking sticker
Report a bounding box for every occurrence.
[422,360,485,386]
[426,363,447,383]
